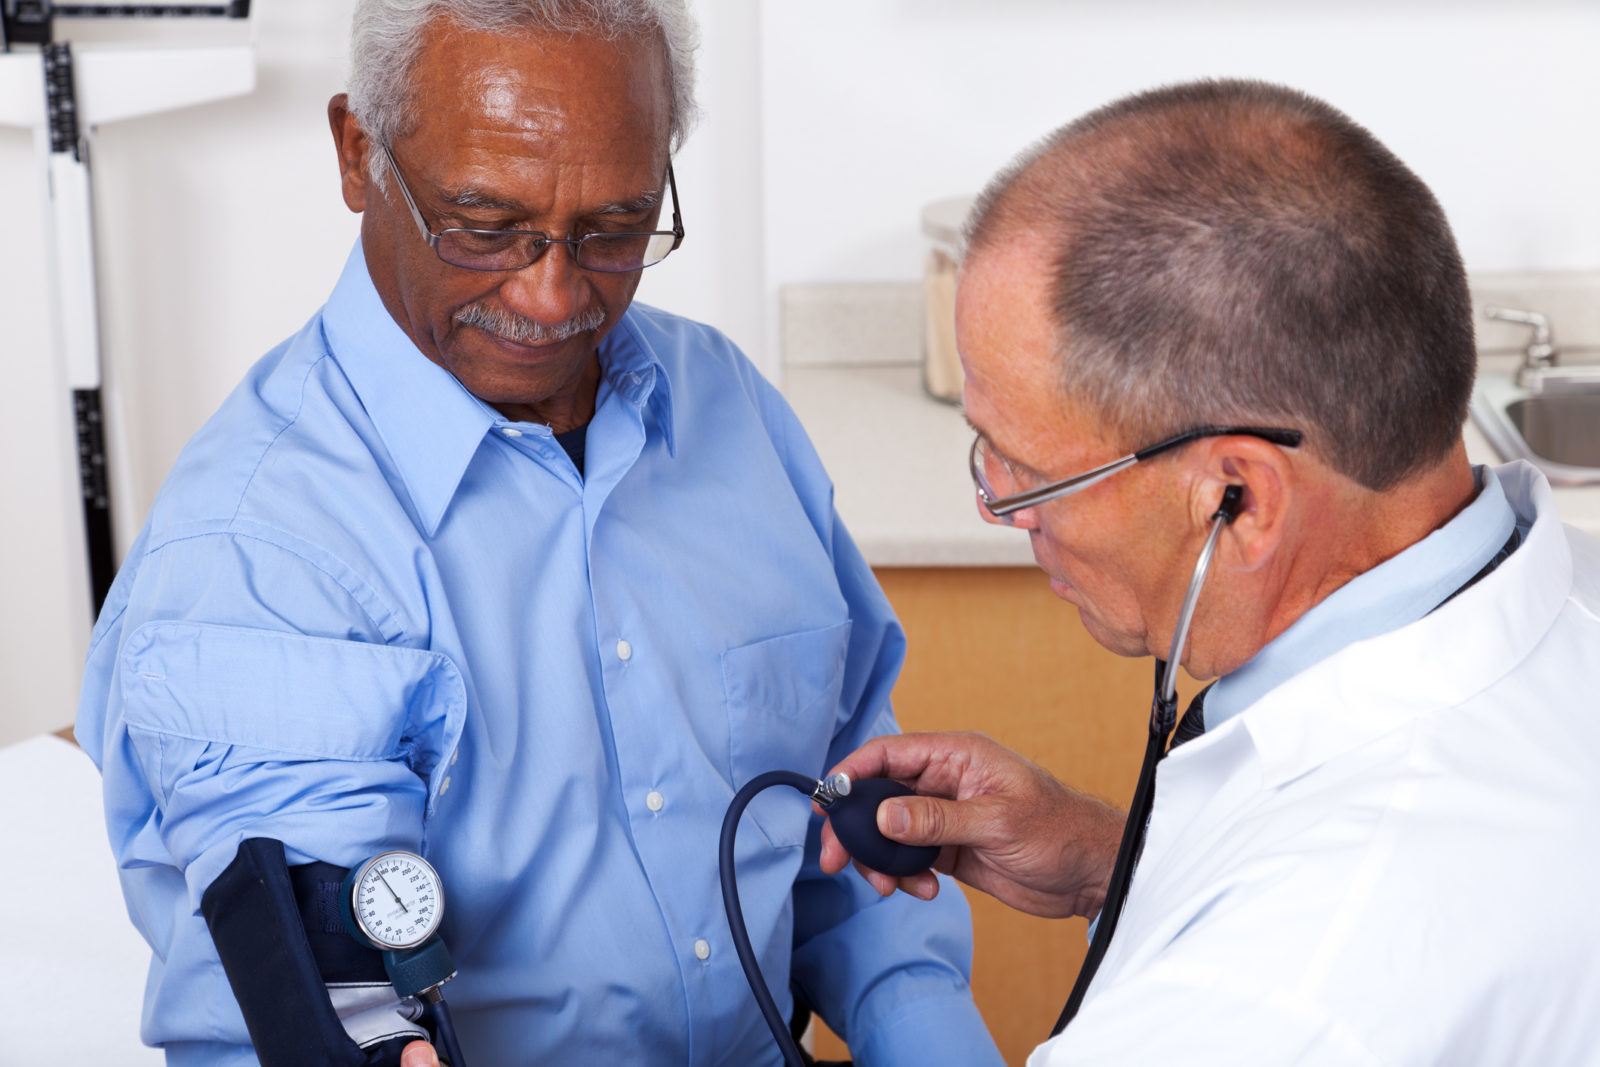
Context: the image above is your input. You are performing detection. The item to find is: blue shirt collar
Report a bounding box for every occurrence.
[321,242,676,535]
[1203,464,1519,730]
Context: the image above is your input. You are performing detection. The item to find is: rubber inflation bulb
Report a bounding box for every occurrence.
[826,778,940,877]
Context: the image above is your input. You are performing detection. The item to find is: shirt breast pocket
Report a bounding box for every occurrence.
[721,620,853,850]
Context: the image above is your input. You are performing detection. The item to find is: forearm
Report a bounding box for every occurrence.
[791,860,1002,1066]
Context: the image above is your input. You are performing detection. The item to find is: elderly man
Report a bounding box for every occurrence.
[75,2,1000,1065]
[824,79,1600,1063]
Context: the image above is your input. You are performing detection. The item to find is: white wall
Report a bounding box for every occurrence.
[3,0,1597,741]
[760,0,1600,291]
[0,0,765,743]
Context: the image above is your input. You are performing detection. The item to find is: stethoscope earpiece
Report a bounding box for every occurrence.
[1216,483,1245,522]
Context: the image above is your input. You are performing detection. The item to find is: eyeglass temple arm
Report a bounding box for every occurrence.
[377,142,435,247]
[1133,425,1303,463]
[983,453,1139,516]
[665,164,684,246]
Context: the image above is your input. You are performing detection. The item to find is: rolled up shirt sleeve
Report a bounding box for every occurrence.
[83,530,466,915]
[119,618,466,906]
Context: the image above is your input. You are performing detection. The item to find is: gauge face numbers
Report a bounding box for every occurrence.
[350,851,444,950]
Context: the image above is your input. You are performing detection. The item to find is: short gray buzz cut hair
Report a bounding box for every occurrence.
[964,79,1476,491]
[347,0,698,185]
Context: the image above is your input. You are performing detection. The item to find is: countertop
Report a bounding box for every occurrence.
[782,360,1600,568]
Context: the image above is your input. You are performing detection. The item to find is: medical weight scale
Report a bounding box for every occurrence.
[1,0,254,616]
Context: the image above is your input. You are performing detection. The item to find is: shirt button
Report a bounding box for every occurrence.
[646,790,664,812]
[694,939,711,960]
[501,427,523,438]
[616,639,632,661]
[439,776,452,795]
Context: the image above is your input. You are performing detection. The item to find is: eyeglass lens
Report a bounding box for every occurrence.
[973,435,1031,501]
[436,229,680,274]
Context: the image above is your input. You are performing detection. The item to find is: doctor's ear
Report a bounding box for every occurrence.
[1189,437,1293,571]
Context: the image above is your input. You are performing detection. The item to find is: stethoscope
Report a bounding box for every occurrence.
[720,485,1248,1062]
[1156,483,1244,728]
[1051,482,1245,1033]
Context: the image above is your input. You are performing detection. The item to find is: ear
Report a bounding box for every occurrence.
[328,94,371,214]
[1187,435,1294,572]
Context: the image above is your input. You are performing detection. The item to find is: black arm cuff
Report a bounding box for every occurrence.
[200,837,419,1066]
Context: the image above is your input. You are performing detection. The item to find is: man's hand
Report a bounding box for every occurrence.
[402,1040,439,1067]
[818,731,1125,919]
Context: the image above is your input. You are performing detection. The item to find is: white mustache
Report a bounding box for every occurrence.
[455,303,606,344]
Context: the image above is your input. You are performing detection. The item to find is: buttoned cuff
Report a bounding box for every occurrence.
[848,991,1002,1067]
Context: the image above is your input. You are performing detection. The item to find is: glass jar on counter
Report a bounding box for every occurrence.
[921,195,974,405]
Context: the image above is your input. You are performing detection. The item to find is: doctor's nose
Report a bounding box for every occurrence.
[975,491,1042,530]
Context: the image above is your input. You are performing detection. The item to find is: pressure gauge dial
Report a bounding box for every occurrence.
[342,850,446,951]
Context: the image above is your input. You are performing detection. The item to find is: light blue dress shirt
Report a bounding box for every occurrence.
[77,244,1000,1066]
[1202,465,1520,731]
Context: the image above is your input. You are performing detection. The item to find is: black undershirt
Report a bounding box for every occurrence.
[555,425,587,479]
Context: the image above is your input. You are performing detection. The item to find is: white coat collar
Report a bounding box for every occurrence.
[1211,462,1573,789]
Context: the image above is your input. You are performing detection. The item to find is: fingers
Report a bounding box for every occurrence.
[825,734,901,784]
[401,1040,439,1067]
[893,867,941,900]
[876,794,992,849]
[827,731,992,797]
[851,857,941,901]
[818,817,849,875]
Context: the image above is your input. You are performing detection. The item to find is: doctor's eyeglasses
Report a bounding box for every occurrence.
[378,142,685,274]
[970,425,1303,522]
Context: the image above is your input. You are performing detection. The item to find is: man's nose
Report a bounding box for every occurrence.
[496,242,592,326]
[974,491,1040,530]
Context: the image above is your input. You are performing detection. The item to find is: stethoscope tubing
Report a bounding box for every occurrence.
[1160,484,1245,706]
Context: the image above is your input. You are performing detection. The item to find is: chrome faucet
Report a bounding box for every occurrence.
[1484,306,1557,389]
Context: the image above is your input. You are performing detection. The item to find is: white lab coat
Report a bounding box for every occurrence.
[1032,462,1600,1065]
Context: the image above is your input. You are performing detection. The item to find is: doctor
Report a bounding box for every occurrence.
[823,79,1600,1062]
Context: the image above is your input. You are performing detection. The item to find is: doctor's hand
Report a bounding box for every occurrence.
[819,731,1125,920]
[402,1040,439,1067]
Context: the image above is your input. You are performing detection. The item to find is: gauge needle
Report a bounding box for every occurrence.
[380,873,410,913]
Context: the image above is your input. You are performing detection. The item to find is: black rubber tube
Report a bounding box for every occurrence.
[719,770,817,1067]
[429,997,468,1067]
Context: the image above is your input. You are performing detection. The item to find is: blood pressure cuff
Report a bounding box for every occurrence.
[199,837,430,1066]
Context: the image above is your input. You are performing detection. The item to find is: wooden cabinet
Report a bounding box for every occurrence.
[812,566,1196,1065]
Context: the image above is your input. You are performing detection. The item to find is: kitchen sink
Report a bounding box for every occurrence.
[1471,361,1600,485]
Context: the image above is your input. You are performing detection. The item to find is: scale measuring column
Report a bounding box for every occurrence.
[1,0,254,618]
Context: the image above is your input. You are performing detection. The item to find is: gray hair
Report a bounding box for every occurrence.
[347,0,698,186]
[965,79,1476,491]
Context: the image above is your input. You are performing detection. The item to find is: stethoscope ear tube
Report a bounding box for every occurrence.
[1059,483,1247,1035]
[1158,484,1245,709]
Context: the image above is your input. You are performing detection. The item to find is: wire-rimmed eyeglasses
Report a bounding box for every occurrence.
[970,424,1303,522]
[378,142,685,274]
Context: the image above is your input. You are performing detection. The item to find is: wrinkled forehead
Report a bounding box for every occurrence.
[404,20,672,168]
